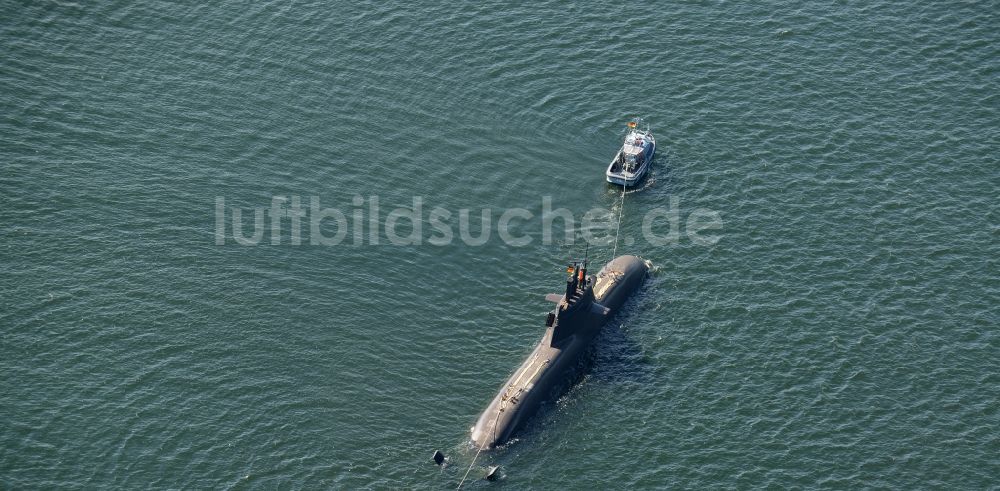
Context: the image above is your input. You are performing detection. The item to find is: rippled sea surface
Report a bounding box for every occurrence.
[3,1,997,488]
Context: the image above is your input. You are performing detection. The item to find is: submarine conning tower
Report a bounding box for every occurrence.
[550,259,597,346]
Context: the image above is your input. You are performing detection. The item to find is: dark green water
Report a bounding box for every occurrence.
[3,1,998,488]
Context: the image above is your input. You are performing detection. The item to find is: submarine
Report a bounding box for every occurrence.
[469,254,649,449]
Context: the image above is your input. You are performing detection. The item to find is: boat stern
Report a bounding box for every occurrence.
[606,171,640,187]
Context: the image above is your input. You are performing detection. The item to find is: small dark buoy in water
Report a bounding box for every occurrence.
[433,450,446,466]
[485,466,501,481]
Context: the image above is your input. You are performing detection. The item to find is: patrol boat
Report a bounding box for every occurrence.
[605,119,655,187]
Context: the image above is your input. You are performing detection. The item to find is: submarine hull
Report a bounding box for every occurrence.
[470,255,648,449]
